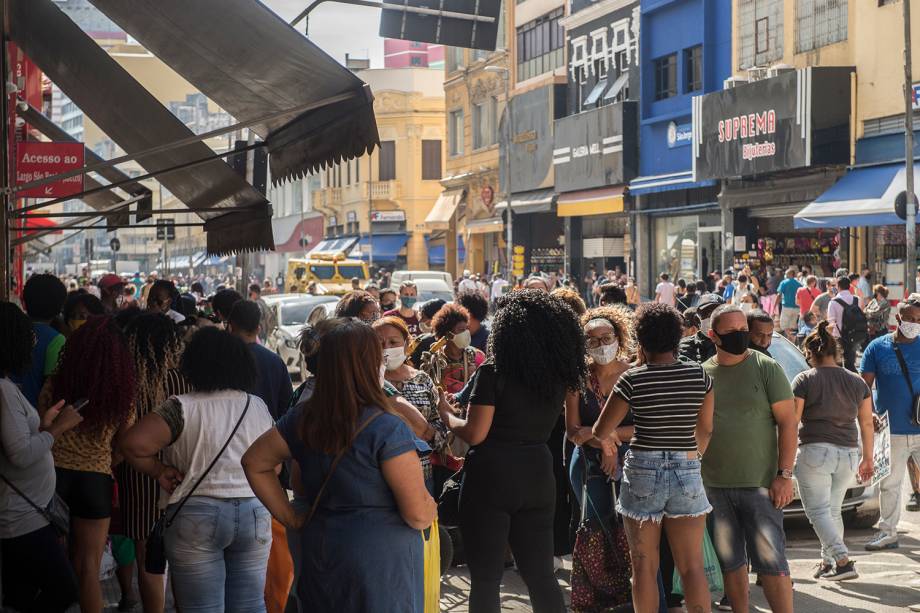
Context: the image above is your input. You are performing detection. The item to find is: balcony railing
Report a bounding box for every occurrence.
[367,180,400,201]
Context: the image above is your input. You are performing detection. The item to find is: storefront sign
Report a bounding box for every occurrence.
[15,141,84,198]
[667,121,692,149]
[501,84,564,194]
[370,210,406,222]
[693,67,852,180]
[553,103,637,192]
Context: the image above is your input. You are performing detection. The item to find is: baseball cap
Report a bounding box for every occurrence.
[697,293,725,311]
[98,273,126,291]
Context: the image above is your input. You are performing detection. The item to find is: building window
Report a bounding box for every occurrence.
[449,109,464,156]
[515,8,564,82]
[447,47,465,73]
[410,56,423,66]
[653,54,677,100]
[473,48,490,62]
[685,46,703,92]
[796,0,848,52]
[346,159,352,185]
[738,0,784,69]
[422,140,442,180]
[495,0,506,50]
[356,157,360,182]
[378,141,396,181]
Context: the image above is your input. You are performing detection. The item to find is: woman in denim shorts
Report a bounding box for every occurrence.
[594,303,715,613]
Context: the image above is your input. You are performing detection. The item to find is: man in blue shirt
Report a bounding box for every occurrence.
[861,295,920,550]
[776,268,802,340]
[14,274,67,405]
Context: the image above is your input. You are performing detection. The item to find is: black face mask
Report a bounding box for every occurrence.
[380,302,396,311]
[750,343,770,355]
[715,330,750,355]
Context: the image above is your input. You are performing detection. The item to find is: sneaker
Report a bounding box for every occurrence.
[716,595,732,611]
[865,532,899,551]
[813,562,833,579]
[908,492,920,512]
[823,561,858,581]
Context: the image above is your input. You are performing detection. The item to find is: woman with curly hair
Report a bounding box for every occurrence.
[565,306,635,523]
[115,313,190,613]
[438,289,586,612]
[335,290,380,323]
[430,303,486,394]
[39,315,138,613]
[593,303,714,613]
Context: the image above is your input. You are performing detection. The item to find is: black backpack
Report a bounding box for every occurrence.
[834,296,868,344]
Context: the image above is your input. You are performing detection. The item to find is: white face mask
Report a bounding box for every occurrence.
[379,363,387,387]
[588,341,619,365]
[900,321,920,340]
[453,329,472,349]
[700,317,712,334]
[383,347,406,371]
[740,303,753,313]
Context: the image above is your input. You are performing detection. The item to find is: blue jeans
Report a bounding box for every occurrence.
[619,450,711,523]
[794,442,859,564]
[165,496,272,613]
[569,445,614,522]
[706,487,789,576]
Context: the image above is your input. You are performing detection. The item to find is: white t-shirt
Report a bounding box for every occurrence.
[490,279,509,300]
[655,281,676,305]
[458,278,478,294]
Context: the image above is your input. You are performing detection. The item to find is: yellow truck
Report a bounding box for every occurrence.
[285,254,369,295]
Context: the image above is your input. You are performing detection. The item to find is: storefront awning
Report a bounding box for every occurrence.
[425,189,465,230]
[307,236,360,258]
[426,235,466,266]
[557,186,625,217]
[629,172,717,196]
[494,189,556,214]
[794,164,911,229]
[349,233,410,263]
[87,0,379,184]
[465,217,504,234]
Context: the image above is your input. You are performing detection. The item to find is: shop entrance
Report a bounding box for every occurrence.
[698,227,722,281]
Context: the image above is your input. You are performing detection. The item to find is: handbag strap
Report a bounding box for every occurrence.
[0,471,54,525]
[303,410,383,528]
[165,393,251,527]
[894,342,916,399]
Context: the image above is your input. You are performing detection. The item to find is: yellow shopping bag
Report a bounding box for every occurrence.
[422,519,441,613]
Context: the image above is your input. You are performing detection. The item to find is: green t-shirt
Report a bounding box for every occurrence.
[701,350,793,489]
[44,333,65,376]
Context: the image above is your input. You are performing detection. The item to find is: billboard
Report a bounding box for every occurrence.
[500,84,566,194]
[553,102,637,193]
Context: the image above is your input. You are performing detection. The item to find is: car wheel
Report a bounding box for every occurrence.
[844,506,881,530]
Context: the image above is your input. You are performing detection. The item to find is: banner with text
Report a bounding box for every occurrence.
[16,141,84,198]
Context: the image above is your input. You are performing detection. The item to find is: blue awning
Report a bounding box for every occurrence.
[426,235,466,266]
[348,233,410,263]
[794,163,915,229]
[629,172,717,196]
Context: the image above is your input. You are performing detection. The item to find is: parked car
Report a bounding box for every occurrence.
[412,278,454,303]
[266,295,339,379]
[768,332,880,528]
[391,270,454,289]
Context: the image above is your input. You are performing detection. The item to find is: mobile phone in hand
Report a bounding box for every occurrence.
[72,398,89,412]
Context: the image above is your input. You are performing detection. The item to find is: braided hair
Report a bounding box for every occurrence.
[803,320,839,363]
[489,289,586,395]
[51,315,136,432]
[124,313,184,410]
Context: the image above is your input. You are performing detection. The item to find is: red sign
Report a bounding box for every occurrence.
[16,141,84,198]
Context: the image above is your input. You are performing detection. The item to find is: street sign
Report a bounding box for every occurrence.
[156,218,176,241]
[379,0,502,51]
[109,237,121,252]
[15,142,84,198]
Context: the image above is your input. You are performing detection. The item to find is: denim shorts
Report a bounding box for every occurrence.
[706,486,790,576]
[616,450,711,523]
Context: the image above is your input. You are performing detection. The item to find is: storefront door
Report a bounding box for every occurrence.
[698,226,722,281]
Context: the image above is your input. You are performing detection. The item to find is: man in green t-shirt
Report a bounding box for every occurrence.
[702,304,797,613]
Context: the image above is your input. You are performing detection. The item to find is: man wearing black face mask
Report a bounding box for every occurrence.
[678,293,724,364]
[701,305,797,613]
[748,309,775,356]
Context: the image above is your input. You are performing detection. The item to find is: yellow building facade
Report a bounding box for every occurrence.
[312,68,445,271]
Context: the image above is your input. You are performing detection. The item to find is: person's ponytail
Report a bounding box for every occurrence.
[803,320,838,363]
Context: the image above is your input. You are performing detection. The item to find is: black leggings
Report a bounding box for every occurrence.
[1,524,78,612]
[459,443,565,613]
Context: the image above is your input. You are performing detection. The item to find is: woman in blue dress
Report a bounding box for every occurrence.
[243,319,437,613]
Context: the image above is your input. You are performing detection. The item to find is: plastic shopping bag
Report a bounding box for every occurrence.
[422,519,441,613]
[673,528,723,596]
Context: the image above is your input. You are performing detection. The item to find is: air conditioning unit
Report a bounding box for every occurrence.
[723,76,749,89]
[768,63,795,78]
[746,66,770,82]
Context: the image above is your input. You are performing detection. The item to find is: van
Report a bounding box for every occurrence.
[285,254,369,296]
[390,270,454,288]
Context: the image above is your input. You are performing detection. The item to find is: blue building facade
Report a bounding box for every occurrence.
[630,0,732,293]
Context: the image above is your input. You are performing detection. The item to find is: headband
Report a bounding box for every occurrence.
[584,318,614,333]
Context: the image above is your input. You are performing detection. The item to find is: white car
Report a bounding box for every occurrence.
[266,295,339,379]
[411,278,455,304]
[391,270,454,289]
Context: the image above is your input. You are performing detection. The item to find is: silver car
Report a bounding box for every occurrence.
[266,295,339,379]
[768,332,881,528]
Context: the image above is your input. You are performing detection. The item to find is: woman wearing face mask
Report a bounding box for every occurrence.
[379,289,398,314]
[737,291,759,313]
[565,307,635,526]
[792,321,874,581]
[384,281,422,335]
[61,291,105,337]
[429,304,486,394]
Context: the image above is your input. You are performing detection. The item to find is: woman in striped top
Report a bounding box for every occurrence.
[593,303,714,613]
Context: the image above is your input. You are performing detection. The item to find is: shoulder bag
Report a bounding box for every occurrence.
[892,342,920,427]
[0,471,70,536]
[145,393,252,574]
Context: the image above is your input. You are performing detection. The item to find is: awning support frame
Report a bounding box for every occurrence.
[292,0,495,31]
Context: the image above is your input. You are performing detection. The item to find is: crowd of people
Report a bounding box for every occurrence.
[2,259,920,613]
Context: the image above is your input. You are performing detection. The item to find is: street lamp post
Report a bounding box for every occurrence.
[485,64,513,280]
[904,0,917,296]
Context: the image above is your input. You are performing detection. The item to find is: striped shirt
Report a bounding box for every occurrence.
[612,360,712,451]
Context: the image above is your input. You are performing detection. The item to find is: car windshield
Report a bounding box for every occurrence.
[419,291,454,303]
[280,300,331,326]
[309,265,335,279]
[337,265,367,280]
[768,333,810,382]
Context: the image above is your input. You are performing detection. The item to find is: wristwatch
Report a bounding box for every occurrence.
[777,468,793,480]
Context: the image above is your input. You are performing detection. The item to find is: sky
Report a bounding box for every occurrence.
[262,0,384,67]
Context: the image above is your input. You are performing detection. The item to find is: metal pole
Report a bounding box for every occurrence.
[504,72,513,281]
[0,0,10,301]
[906,0,917,296]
